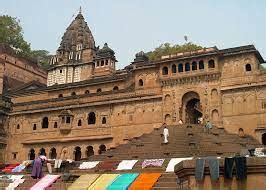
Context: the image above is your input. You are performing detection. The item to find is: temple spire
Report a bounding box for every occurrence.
[79,6,82,14]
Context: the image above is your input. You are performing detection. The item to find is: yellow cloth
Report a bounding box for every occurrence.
[68,174,99,190]
[88,174,120,190]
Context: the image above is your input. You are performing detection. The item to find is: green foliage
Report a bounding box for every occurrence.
[146,42,204,61]
[0,15,51,69]
[31,50,52,69]
[0,15,31,56]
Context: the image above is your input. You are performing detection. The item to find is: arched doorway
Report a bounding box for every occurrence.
[74,147,81,161]
[29,149,35,160]
[39,148,46,156]
[50,148,57,159]
[86,146,94,158]
[262,133,266,145]
[98,144,106,155]
[181,91,203,124]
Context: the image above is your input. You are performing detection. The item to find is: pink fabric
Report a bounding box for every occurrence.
[142,159,165,168]
[30,174,60,190]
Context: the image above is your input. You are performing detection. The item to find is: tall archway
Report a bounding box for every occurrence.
[86,146,94,158]
[262,133,266,145]
[29,149,35,160]
[50,148,57,159]
[74,146,81,161]
[42,117,49,128]
[181,91,203,124]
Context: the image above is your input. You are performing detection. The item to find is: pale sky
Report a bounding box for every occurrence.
[1,0,265,69]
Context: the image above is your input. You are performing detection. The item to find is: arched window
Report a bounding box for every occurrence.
[172,64,177,73]
[85,90,90,94]
[98,144,106,155]
[88,112,96,125]
[39,148,46,156]
[58,94,63,98]
[33,124,37,131]
[192,61,197,71]
[178,63,183,72]
[71,92,76,96]
[102,117,107,124]
[78,119,82,126]
[199,60,204,70]
[113,86,119,91]
[86,146,94,158]
[29,149,35,160]
[66,116,71,124]
[50,148,57,159]
[74,147,81,161]
[239,128,245,137]
[101,60,104,66]
[208,59,215,68]
[54,122,58,128]
[42,117,49,128]
[162,67,168,75]
[16,124,20,129]
[262,133,266,145]
[245,64,252,71]
[139,79,144,87]
[97,88,102,93]
[185,63,190,72]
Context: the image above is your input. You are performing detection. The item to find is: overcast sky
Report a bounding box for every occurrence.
[1,0,265,69]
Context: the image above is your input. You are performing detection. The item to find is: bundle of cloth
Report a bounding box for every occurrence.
[142,159,165,169]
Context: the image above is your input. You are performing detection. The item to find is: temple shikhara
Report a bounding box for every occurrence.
[0,9,266,189]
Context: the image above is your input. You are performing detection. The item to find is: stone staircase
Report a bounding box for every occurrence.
[0,124,260,190]
[91,124,259,161]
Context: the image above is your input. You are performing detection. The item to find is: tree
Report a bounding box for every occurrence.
[0,15,51,69]
[146,42,203,61]
[0,15,31,56]
[30,50,52,69]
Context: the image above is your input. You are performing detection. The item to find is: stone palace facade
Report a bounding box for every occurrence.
[1,11,266,163]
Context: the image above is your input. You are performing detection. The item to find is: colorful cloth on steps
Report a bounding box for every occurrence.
[6,178,25,190]
[30,174,60,190]
[116,160,138,170]
[88,174,120,190]
[68,174,100,190]
[11,164,26,172]
[106,173,139,190]
[166,157,193,172]
[79,161,99,169]
[142,159,165,168]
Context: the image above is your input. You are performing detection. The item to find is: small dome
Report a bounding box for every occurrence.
[98,43,114,54]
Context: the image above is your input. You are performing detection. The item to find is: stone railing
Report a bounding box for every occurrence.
[21,127,112,145]
[12,89,162,113]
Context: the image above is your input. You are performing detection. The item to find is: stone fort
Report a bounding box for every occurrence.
[0,10,266,163]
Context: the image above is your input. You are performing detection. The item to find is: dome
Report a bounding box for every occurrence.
[58,12,95,52]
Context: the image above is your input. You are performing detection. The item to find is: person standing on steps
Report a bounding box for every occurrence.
[163,124,169,144]
[205,120,212,134]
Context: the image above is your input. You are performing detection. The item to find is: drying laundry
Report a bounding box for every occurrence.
[142,159,165,168]
[116,160,138,170]
[166,157,193,172]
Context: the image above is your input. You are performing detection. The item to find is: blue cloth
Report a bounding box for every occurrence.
[106,173,139,190]
[12,164,25,172]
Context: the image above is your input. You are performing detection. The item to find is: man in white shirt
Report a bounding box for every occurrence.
[163,126,169,144]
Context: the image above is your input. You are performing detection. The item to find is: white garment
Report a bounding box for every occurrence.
[163,128,169,143]
[79,161,99,169]
[165,157,193,172]
[178,120,183,125]
[6,179,25,190]
[54,159,62,169]
[116,160,138,170]
[47,163,52,174]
